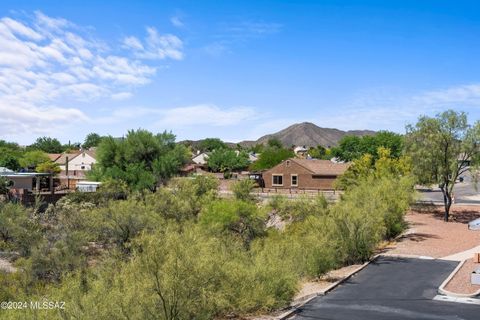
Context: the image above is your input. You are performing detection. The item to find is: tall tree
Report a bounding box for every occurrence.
[331,131,403,162]
[405,110,480,221]
[206,148,249,173]
[82,133,103,149]
[91,130,190,191]
[28,137,65,153]
[199,138,228,152]
[19,151,50,170]
[250,146,294,171]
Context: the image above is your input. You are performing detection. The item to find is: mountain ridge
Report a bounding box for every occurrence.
[238,122,375,148]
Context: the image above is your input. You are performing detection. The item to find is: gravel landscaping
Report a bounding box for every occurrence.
[388,205,480,258]
[444,258,480,295]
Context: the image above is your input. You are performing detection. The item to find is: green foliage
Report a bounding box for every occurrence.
[19,151,50,170]
[0,176,9,195]
[249,143,264,154]
[308,145,332,160]
[36,161,61,174]
[250,146,294,171]
[0,160,415,319]
[82,133,103,149]
[405,110,480,221]
[331,176,414,263]
[28,137,65,153]
[201,199,266,246]
[92,130,190,191]
[207,148,249,173]
[335,147,412,190]
[0,141,23,171]
[331,131,403,162]
[0,203,41,256]
[267,138,283,148]
[231,179,257,201]
[199,138,228,152]
[269,195,328,223]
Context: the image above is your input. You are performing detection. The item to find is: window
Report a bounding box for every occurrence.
[272,174,283,186]
[291,174,298,186]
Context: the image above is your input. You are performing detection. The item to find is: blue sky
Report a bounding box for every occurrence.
[1,0,480,145]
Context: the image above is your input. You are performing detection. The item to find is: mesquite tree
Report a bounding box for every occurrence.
[405,110,480,221]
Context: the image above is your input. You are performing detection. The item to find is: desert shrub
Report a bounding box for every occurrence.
[83,199,160,253]
[39,224,298,320]
[200,199,266,246]
[331,176,414,264]
[231,179,257,201]
[0,203,41,256]
[270,195,328,222]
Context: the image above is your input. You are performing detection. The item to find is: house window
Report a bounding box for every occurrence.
[272,174,283,186]
[291,174,298,187]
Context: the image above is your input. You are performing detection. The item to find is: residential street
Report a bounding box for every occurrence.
[293,256,479,320]
[418,173,480,204]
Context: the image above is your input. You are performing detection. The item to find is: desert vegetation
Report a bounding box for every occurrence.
[0,151,414,319]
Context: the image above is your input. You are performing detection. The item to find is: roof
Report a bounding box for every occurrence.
[0,172,52,177]
[48,154,62,161]
[54,152,81,164]
[289,158,350,175]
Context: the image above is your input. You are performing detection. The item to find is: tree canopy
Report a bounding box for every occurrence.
[331,131,403,162]
[206,148,249,173]
[19,150,50,170]
[250,146,294,171]
[28,136,65,153]
[0,140,23,171]
[82,133,104,149]
[405,110,480,221]
[89,130,190,191]
[199,138,228,152]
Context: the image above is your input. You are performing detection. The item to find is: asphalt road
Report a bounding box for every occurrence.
[418,173,480,204]
[293,256,479,320]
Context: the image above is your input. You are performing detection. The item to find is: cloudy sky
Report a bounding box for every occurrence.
[1,0,480,145]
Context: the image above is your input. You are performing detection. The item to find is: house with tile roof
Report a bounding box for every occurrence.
[262,158,350,190]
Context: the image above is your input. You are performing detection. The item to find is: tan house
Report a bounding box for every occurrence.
[50,150,97,189]
[263,158,350,190]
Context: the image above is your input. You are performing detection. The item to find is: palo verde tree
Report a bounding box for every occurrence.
[405,110,480,221]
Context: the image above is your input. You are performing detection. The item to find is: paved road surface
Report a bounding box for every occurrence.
[293,256,479,320]
[418,173,480,205]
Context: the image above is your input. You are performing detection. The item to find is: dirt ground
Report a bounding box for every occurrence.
[444,258,480,295]
[387,205,480,258]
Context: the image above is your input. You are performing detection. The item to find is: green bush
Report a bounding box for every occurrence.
[200,199,266,247]
[231,179,257,201]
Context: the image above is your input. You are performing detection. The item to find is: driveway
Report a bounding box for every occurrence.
[293,256,479,320]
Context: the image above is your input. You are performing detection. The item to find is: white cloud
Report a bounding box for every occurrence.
[170,16,184,28]
[415,84,480,107]
[157,104,256,127]
[123,27,184,60]
[0,12,182,138]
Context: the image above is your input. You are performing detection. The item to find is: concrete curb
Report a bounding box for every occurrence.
[438,259,480,298]
[274,257,376,320]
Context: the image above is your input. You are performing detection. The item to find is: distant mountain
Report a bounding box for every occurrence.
[240,122,375,148]
[179,122,375,150]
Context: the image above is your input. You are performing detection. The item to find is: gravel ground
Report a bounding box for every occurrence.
[444,258,480,295]
[388,205,480,258]
[293,264,363,300]
[0,257,16,273]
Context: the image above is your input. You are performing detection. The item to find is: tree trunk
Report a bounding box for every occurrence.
[440,186,451,222]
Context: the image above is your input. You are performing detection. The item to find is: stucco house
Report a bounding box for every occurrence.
[262,158,350,190]
[50,150,97,189]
